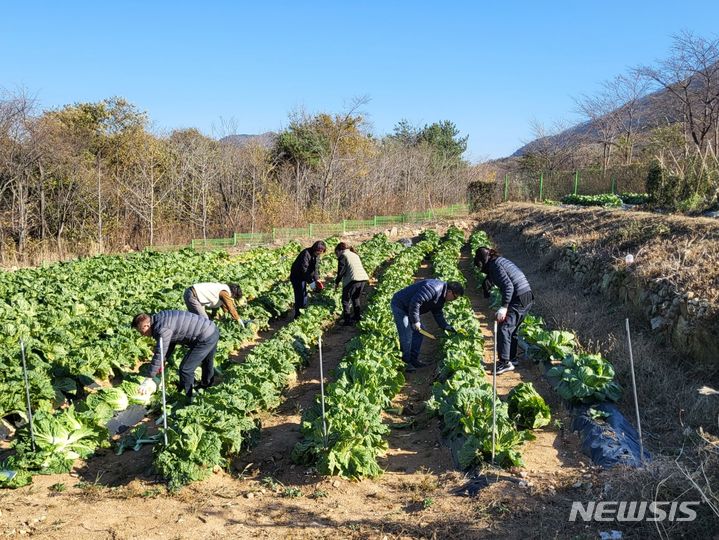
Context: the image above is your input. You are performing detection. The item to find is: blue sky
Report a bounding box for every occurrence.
[2,1,718,161]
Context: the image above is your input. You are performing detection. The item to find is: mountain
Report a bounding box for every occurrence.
[510,83,685,158]
[219,132,277,148]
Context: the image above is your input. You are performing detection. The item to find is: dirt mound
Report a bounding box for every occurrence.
[477,202,719,369]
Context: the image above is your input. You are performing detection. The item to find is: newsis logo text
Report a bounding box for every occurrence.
[569,501,700,522]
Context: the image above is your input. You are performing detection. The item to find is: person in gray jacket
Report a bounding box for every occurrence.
[475,246,534,375]
[132,310,220,397]
[390,279,463,371]
[334,242,369,325]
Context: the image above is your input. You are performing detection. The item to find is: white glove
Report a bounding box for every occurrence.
[308,281,317,291]
[412,322,422,332]
[138,377,157,396]
[496,307,508,322]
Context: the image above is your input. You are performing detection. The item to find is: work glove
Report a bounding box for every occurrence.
[496,307,508,323]
[138,377,158,396]
[412,322,422,332]
[315,280,325,291]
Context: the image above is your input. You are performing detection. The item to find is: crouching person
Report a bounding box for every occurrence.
[132,310,220,398]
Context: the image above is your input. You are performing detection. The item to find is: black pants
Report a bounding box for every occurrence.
[498,291,534,362]
[341,280,366,321]
[291,278,307,318]
[178,328,219,397]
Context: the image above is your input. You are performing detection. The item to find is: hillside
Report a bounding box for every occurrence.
[219,132,277,148]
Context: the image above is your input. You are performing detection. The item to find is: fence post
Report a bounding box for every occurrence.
[342,219,347,234]
[309,223,313,238]
[611,177,616,194]
[271,228,276,242]
[573,170,579,195]
[503,174,509,201]
[373,215,378,227]
[233,232,238,246]
[539,172,544,201]
[191,239,195,249]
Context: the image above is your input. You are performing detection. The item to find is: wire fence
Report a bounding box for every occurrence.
[187,204,470,250]
[498,165,649,202]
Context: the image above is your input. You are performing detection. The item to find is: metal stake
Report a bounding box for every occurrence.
[20,339,36,452]
[625,319,644,466]
[492,321,498,464]
[319,335,328,449]
[159,337,169,446]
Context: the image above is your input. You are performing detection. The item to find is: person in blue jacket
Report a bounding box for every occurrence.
[475,246,534,375]
[390,279,464,371]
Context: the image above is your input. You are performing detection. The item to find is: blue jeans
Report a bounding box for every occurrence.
[391,302,423,364]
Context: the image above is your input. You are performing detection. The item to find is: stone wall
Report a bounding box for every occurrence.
[478,205,719,370]
[552,244,717,368]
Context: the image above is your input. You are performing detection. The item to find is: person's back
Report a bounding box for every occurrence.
[486,257,531,303]
[192,283,229,309]
[290,248,318,282]
[152,310,216,345]
[391,279,446,313]
[337,249,369,286]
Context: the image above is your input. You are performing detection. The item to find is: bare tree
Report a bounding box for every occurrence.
[641,31,719,156]
[607,71,651,164]
[575,88,623,175]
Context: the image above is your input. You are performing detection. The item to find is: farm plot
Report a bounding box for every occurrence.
[0,241,303,486]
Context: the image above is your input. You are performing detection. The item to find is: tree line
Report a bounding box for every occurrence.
[509,31,719,212]
[0,94,477,263]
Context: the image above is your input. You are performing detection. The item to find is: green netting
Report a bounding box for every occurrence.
[189,204,469,248]
[344,219,375,229]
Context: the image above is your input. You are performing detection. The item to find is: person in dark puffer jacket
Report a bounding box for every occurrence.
[474,246,534,375]
[390,279,463,371]
[289,240,327,318]
[132,310,220,397]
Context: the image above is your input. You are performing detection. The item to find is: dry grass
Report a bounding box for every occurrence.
[482,202,719,309]
[472,206,719,537]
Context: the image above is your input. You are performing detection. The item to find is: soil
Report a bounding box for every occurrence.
[0,234,601,539]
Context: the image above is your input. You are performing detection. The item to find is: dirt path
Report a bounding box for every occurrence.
[381,261,457,476]
[458,249,585,474]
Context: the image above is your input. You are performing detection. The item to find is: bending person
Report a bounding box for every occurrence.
[289,240,326,318]
[132,310,220,398]
[474,246,534,375]
[334,242,369,325]
[390,279,463,371]
[183,282,243,321]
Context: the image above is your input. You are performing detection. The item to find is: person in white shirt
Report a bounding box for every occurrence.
[183,282,243,321]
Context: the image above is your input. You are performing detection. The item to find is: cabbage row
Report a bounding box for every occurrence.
[154,233,405,490]
[0,242,301,424]
[520,315,623,403]
[291,231,440,479]
[1,250,304,487]
[427,227,539,469]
